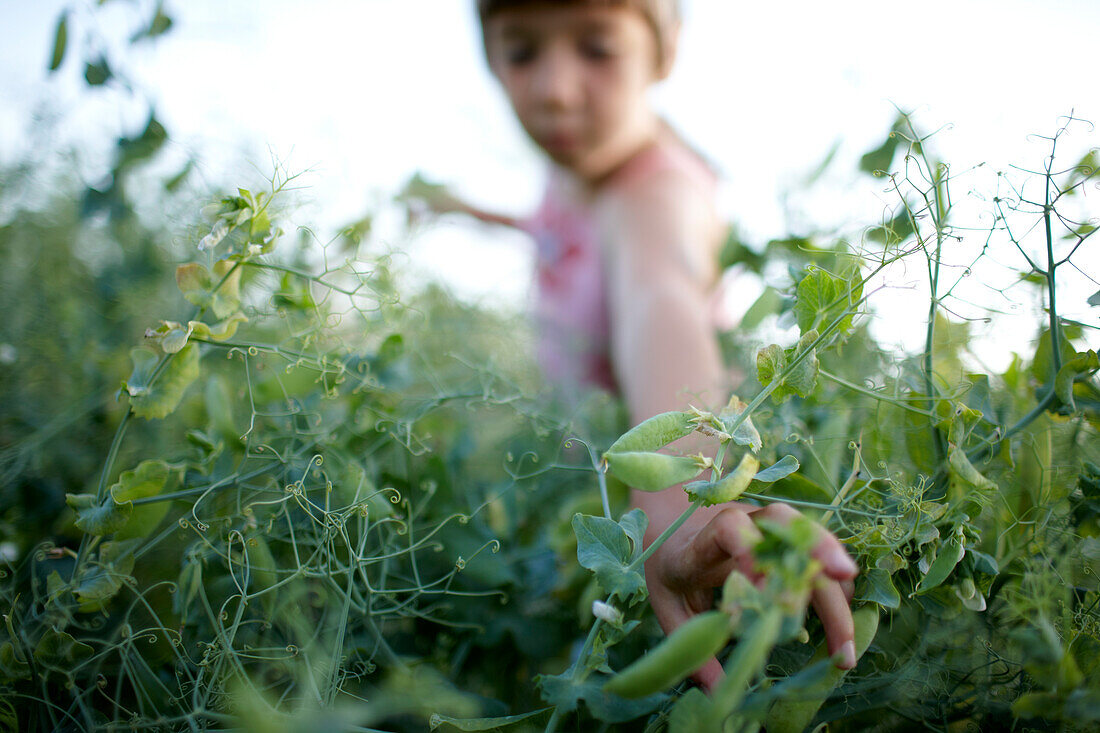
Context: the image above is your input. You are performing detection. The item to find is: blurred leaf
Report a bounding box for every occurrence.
[537,673,666,723]
[130,3,173,42]
[48,12,68,71]
[34,628,93,674]
[1055,350,1099,410]
[117,114,168,171]
[739,285,783,332]
[84,57,112,86]
[430,709,551,731]
[867,207,915,246]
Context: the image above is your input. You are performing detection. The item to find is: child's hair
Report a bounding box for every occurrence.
[476,0,681,70]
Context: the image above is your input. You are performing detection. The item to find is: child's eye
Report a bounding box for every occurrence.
[579,39,615,61]
[504,43,537,66]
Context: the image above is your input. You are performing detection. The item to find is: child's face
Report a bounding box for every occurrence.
[484,4,664,180]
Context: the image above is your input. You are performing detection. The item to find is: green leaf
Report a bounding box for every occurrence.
[753,455,800,483]
[1089,289,1100,307]
[860,131,900,175]
[33,628,93,674]
[537,673,666,723]
[793,266,863,339]
[739,286,783,332]
[84,57,112,86]
[124,343,200,419]
[176,260,242,318]
[48,13,68,71]
[867,207,915,246]
[66,492,132,535]
[73,541,136,611]
[573,514,647,604]
[1031,327,1078,385]
[757,333,821,404]
[857,568,901,609]
[718,396,763,452]
[1055,350,1099,411]
[430,708,551,731]
[0,642,31,681]
[110,459,172,539]
[668,687,713,730]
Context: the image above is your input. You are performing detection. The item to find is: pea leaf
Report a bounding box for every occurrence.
[34,628,93,674]
[73,540,137,612]
[124,343,200,419]
[573,513,647,605]
[84,57,111,86]
[537,673,666,723]
[753,455,800,483]
[110,459,173,539]
[430,708,552,731]
[757,332,820,404]
[857,568,901,609]
[793,266,863,339]
[66,492,132,535]
[176,260,243,318]
[1054,350,1099,411]
[49,13,68,71]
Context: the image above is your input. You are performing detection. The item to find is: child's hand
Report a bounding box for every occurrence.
[643,501,859,692]
[397,172,465,224]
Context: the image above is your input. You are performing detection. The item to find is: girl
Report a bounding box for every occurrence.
[410,0,859,691]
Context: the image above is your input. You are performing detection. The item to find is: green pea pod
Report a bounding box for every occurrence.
[684,453,760,506]
[705,608,783,729]
[915,533,964,594]
[604,451,704,492]
[765,605,880,733]
[604,610,731,699]
[605,411,695,455]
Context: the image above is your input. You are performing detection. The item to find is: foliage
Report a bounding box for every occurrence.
[3,9,1100,728]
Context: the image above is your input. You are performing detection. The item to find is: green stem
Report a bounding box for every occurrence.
[631,502,701,571]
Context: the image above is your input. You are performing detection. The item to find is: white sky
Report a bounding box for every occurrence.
[1,0,1097,360]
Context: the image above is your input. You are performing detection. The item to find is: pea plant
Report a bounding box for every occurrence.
[1,112,1097,733]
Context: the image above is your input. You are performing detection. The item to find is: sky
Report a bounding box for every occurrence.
[1,0,1097,359]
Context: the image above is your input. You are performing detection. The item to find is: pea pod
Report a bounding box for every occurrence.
[684,453,760,506]
[604,451,704,492]
[705,607,783,729]
[604,610,731,699]
[605,411,695,455]
[765,605,880,733]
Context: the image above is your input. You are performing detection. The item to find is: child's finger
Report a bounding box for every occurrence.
[811,578,857,669]
[753,502,859,580]
[688,506,765,587]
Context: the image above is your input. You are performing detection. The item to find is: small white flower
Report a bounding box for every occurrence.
[591,600,623,625]
[0,343,16,364]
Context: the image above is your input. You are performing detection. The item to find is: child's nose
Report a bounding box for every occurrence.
[530,48,582,111]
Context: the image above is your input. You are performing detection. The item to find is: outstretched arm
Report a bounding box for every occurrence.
[399,173,522,230]
[597,172,858,691]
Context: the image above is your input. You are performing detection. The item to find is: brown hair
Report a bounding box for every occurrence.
[477,0,681,70]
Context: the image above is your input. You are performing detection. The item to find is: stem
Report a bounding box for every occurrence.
[630,502,701,571]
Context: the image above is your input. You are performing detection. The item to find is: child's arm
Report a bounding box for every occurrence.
[597,171,858,692]
[399,173,522,229]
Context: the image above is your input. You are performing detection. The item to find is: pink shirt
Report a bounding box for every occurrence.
[520,137,718,396]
